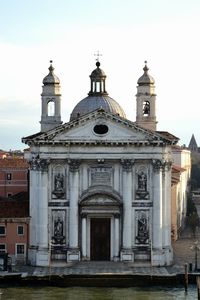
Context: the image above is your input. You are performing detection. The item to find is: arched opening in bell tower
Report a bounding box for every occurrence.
[47,101,55,116]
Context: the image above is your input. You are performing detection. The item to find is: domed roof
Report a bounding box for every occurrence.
[70,61,126,121]
[137,62,155,85]
[90,61,106,77]
[43,61,60,85]
[70,95,126,121]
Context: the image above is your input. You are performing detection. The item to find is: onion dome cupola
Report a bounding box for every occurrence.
[40,61,63,132]
[70,61,126,121]
[135,61,157,131]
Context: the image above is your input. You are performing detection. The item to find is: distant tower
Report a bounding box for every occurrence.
[188,134,198,152]
[40,61,62,132]
[136,62,157,131]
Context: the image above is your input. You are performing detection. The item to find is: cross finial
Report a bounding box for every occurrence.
[94,51,102,62]
[143,60,149,72]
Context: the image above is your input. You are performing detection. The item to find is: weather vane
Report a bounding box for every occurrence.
[94,51,102,62]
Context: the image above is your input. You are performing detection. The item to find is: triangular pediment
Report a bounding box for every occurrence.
[22,109,178,146]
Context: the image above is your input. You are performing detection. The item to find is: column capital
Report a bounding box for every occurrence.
[121,159,134,172]
[29,157,50,172]
[68,159,81,172]
[152,159,172,172]
[163,160,173,171]
[114,213,120,219]
[152,159,164,172]
[81,213,87,218]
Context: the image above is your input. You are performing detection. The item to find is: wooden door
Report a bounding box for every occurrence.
[90,218,110,261]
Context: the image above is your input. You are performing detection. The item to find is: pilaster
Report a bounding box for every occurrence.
[67,159,81,262]
[29,158,50,266]
[152,159,163,250]
[120,159,134,262]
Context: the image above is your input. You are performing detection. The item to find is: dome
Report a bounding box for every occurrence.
[70,95,126,121]
[70,61,126,121]
[137,62,155,85]
[90,61,106,77]
[43,61,60,85]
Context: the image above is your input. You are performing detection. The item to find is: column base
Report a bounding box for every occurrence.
[120,249,134,262]
[151,247,173,266]
[67,248,80,262]
[28,246,49,266]
[113,256,120,262]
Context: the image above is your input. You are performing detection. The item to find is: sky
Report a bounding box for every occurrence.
[0,0,200,150]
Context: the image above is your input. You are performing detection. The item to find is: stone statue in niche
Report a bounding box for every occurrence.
[52,216,65,244]
[136,170,149,199]
[52,173,65,198]
[136,212,149,244]
[54,217,63,237]
[55,173,64,190]
[138,171,147,191]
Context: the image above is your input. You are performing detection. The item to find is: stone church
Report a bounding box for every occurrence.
[22,60,179,266]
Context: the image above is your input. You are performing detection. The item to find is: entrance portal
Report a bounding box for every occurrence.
[90,218,110,261]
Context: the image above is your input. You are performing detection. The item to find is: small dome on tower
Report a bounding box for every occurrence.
[90,61,106,78]
[43,61,60,85]
[137,61,155,85]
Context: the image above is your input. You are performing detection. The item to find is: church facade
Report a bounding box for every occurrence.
[22,60,178,266]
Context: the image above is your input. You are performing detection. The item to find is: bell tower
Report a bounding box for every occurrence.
[40,61,62,132]
[136,62,157,131]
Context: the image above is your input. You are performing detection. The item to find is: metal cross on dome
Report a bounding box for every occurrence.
[94,51,102,62]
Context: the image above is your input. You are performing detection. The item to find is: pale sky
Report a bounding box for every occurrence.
[0,0,200,150]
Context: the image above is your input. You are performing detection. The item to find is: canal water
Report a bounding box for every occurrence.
[0,286,197,300]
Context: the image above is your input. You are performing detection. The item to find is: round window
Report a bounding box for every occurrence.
[93,124,109,135]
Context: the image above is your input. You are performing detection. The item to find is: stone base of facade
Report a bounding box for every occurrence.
[67,248,80,262]
[28,246,50,266]
[120,249,134,262]
[151,247,173,266]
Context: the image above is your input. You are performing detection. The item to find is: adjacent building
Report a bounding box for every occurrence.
[0,158,28,197]
[0,192,29,265]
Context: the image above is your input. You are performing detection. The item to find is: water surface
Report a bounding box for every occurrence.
[0,286,197,300]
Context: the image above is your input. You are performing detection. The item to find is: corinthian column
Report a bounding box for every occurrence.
[29,158,50,266]
[68,160,80,250]
[152,159,163,250]
[162,161,172,248]
[120,159,134,261]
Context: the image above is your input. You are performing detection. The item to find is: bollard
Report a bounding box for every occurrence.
[184,263,188,293]
[197,276,200,300]
[189,262,193,272]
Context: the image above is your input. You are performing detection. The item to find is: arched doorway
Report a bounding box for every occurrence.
[79,186,122,261]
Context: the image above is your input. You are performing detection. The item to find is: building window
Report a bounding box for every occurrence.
[17,225,24,235]
[0,226,5,236]
[16,244,25,255]
[6,173,12,180]
[0,244,6,253]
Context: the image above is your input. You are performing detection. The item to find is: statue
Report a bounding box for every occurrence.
[138,214,147,234]
[54,217,63,237]
[138,171,147,191]
[136,212,149,244]
[55,173,64,191]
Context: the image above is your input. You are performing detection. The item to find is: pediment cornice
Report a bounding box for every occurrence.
[22,109,179,147]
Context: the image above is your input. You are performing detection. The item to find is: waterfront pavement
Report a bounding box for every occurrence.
[1,225,197,278]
